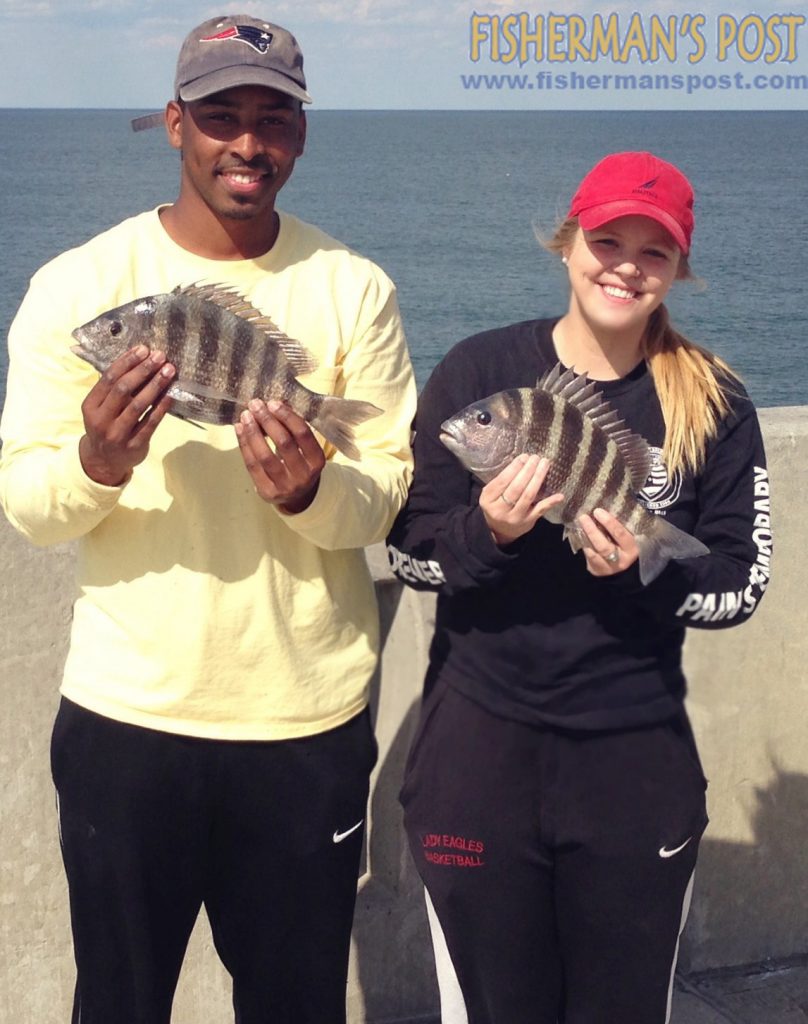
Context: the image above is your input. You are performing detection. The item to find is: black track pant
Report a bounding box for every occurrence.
[401,683,707,1024]
[51,698,376,1024]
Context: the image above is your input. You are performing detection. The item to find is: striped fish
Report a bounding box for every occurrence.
[439,362,708,584]
[70,283,382,460]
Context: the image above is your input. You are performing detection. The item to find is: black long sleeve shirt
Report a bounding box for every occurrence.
[386,319,771,730]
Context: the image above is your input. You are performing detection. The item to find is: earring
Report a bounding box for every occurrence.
[562,256,569,265]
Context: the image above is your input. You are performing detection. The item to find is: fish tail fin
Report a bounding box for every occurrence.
[313,396,383,461]
[635,517,710,586]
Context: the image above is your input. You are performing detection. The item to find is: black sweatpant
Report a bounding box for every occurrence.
[51,698,377,1024]
[401,683,708,1024]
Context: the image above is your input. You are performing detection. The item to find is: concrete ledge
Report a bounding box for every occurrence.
[680,406,808,973]
[1,406,806,1021]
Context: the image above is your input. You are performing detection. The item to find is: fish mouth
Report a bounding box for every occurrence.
[439,427,468,460]
[439,421,461,445]
[70,342,92,364]
[439,425,473,460]
[69,332,95,366]
[439,427,498,480]
[70,324,87,352]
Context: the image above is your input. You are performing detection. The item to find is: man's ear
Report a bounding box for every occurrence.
[165,101,184,151]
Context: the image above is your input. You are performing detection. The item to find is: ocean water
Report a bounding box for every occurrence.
[1,108,806,409]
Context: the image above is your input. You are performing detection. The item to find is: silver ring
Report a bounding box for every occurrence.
[500,493,516,507]
[605,548,620,564]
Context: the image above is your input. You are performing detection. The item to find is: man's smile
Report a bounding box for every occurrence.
[218,165,275,193]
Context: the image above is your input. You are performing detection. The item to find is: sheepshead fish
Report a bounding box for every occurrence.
[440,362,709,584]
[71,283,382,460]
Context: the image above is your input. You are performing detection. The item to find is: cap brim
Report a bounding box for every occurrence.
[179,65,312,105]
[577,200,689,254]
[131,112,166,132]
[131,66,312,132]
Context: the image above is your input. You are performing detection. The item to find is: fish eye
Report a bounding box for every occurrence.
[109,320,122,336]
[476,410,492,426]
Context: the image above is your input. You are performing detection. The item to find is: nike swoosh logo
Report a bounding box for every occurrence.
[659,837,693,859]
[333,819,364,844]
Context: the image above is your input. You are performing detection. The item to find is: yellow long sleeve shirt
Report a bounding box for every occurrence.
[0,208,416,739]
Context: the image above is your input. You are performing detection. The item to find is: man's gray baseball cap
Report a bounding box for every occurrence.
[131,14,312,132]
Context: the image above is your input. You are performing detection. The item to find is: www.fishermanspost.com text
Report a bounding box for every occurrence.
[459,69,808,96]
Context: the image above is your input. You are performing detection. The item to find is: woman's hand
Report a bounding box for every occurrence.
[577,507,639,576]
[480,454,564,547]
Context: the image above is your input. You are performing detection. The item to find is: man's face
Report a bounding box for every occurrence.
[167,84,306,222]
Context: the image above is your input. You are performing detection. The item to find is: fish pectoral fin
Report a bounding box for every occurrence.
[169,397,241,426]
[167,380,243,426]
[563,522,586,553]
[171,379,239,403]
[168,383,204,407]
[167,408,207,429]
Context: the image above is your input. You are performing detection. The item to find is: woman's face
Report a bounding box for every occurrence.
[563,215,682,339]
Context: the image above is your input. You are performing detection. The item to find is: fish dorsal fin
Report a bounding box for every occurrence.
[537,362,652,492]
[174,283,319,376]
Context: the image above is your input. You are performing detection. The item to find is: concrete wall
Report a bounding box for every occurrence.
[678,407,808,973]
[1,406,806,1021]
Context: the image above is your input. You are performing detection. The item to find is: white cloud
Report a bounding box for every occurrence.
[0,0,52,13]
[0,0,132,11]
[256,0,428,25]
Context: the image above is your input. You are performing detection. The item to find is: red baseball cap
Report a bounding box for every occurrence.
[567,151,695,254]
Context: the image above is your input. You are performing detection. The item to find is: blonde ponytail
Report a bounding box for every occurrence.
[642,305,739,478]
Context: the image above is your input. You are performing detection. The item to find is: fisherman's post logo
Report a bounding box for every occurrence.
[460,13,808,105]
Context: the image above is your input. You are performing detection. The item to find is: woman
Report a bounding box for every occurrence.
[386,152,770,1023]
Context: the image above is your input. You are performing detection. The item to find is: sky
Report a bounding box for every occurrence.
[1,0,808,110]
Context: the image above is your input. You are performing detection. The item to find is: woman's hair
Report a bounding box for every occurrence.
[543,217,739,478]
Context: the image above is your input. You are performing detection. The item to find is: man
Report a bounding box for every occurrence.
[0,14,415,1023]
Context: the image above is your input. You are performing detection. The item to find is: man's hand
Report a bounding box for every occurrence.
[79,346,176,487]
[235,399,326,514]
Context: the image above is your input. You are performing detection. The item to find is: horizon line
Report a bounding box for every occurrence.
[0,105,805,114]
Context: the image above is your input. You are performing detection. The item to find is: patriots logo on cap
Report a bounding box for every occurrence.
[637,177,658,191]
[201,25,274,53]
